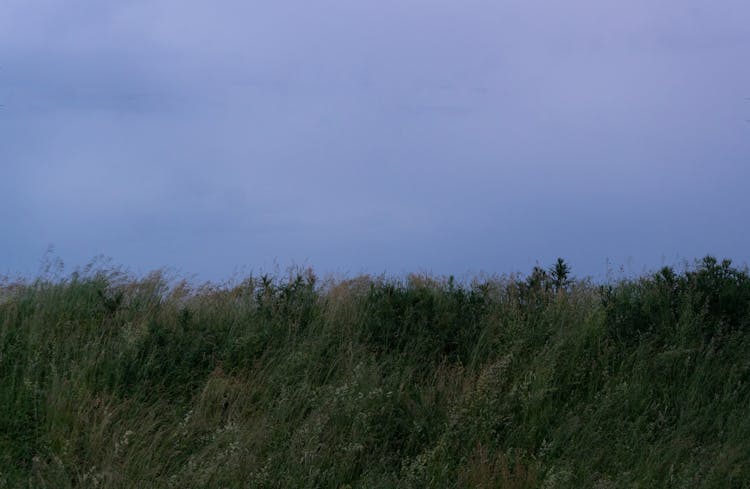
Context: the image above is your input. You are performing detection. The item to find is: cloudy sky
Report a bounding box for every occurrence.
[1,0,749,281]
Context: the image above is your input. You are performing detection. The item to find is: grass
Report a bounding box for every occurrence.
[0,256,749,488]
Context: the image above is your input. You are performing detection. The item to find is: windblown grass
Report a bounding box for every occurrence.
[1,257,748,488]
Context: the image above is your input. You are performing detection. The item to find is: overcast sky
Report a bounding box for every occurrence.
[2,0,749,281]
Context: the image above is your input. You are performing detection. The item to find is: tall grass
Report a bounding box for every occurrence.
[1,257,748,488]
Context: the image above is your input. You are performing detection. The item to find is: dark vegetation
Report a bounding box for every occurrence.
[1,256,749,488]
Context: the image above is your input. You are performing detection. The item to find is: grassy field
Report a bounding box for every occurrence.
[1,256,749,488]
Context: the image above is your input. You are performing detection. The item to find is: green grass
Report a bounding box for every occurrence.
[1,256,749,488]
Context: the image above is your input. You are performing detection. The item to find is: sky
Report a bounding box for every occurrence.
[1,0,749,282]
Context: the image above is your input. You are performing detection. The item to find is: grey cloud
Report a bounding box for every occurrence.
[1,0,749,280]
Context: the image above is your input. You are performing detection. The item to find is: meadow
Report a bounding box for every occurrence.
[1,256,748,488]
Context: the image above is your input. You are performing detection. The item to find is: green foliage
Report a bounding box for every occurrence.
[0,257,748,488]
[549,258,572,292]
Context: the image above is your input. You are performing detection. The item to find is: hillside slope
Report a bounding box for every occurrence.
[1,257,748,488]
